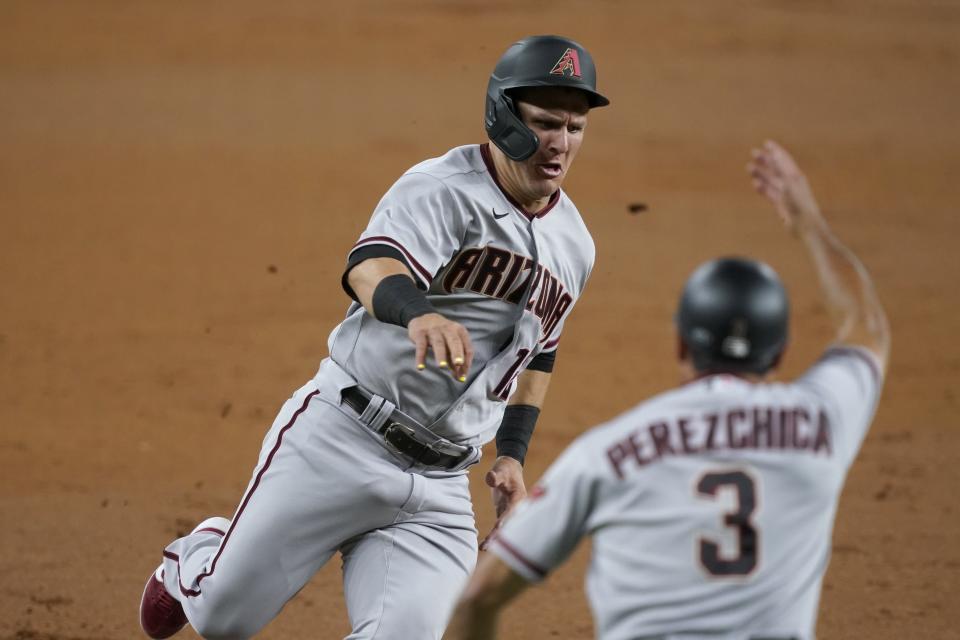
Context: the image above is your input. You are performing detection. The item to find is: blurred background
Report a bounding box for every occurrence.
[1,1,957,638]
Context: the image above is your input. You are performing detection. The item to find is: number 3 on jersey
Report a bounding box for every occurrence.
[696,469,759,576]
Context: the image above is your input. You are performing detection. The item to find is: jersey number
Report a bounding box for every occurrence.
[696,470,758,576]
[493,348,530,400]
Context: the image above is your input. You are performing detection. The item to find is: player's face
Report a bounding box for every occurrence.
[513,88,590,199]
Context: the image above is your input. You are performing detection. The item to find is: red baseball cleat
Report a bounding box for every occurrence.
[139,566,187,639]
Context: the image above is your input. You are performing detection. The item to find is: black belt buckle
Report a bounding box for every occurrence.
[382,421,417,447]
[382,421,451,468]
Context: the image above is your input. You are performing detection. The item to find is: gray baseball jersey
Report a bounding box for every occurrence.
[327,143,595,445]
[489,346,883,640]
[157,143,598,639]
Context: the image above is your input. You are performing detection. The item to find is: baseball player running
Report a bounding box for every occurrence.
[138,35,609,639]
[447,141,890,640]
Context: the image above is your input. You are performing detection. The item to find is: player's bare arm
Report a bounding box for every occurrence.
[445,553,528,640]
[480,368,551,550]
[748,140,890,372]
[486,369,551,510]
[347,256,474,380]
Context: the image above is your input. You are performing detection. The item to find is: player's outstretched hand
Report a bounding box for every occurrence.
[407,313,475,381]
[747,140,823,232]
[479,456,526,550]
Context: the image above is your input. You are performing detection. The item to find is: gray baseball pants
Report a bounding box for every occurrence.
[160,371,479,639]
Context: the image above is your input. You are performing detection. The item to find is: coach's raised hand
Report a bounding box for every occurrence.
[748,139,824,232]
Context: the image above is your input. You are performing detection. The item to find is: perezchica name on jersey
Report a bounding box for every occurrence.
[607,405,833,479]
[441,245,572,342]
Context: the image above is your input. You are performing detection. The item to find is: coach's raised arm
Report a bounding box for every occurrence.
[748,140,890,372]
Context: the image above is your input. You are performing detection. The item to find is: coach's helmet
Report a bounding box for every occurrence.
[676,257,789,375]
[485,35,610,162]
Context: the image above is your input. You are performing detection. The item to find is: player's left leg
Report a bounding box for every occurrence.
[340,470,478,640]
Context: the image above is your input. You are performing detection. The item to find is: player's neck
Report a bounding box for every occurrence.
[680,362,771,384]
[488,145,551,213]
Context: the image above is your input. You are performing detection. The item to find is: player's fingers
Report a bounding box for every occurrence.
[444,329,467,381]
[496,488,521,518]
[485,472,512,498]
[765,140,799,176]
[755,178,779,198]
[757,182,789,214]
[459,326,475,380]
[490,486,509,518]
[747,158,778,186]
[752,170,783,195]
[751,151,782,181]
[747,164,776,193]
[479,520,502,551]
[440,324,472,381]
[412,332,428,371]
[750,148,772,167]
[750,146,771,166]
[446,335,464,364]
[496,495,518,520]
[747,162,770,186]
[428,328,449,369]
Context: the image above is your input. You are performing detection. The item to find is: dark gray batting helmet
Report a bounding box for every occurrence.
[676,257,789,374]
[484,35,610,162]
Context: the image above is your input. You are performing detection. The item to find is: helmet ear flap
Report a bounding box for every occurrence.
[485,91,540,162]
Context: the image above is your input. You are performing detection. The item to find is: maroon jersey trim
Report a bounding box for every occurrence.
[479,143,561,220]
[542,337,561,350]
[490,533,548,579]
[352,236,433,286]
[174,390,321,598]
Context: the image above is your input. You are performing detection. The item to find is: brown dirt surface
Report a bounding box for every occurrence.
[1,1,958,638]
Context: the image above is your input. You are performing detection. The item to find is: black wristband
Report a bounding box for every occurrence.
[495,404,540,466]
[371,274,436,327]
[526,349,557,373]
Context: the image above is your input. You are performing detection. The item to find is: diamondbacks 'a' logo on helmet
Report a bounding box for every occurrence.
[549,48,582,78]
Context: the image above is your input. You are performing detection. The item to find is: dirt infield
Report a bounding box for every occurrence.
[1,2,958,638]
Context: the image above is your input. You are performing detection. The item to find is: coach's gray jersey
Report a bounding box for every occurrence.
[489,347,883,640]
[324,144,594,445]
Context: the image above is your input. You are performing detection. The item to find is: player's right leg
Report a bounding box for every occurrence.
[143,379,413,639]
[340,470,479,640]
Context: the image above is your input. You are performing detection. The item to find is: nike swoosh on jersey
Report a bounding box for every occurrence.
[492,207,511,220]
